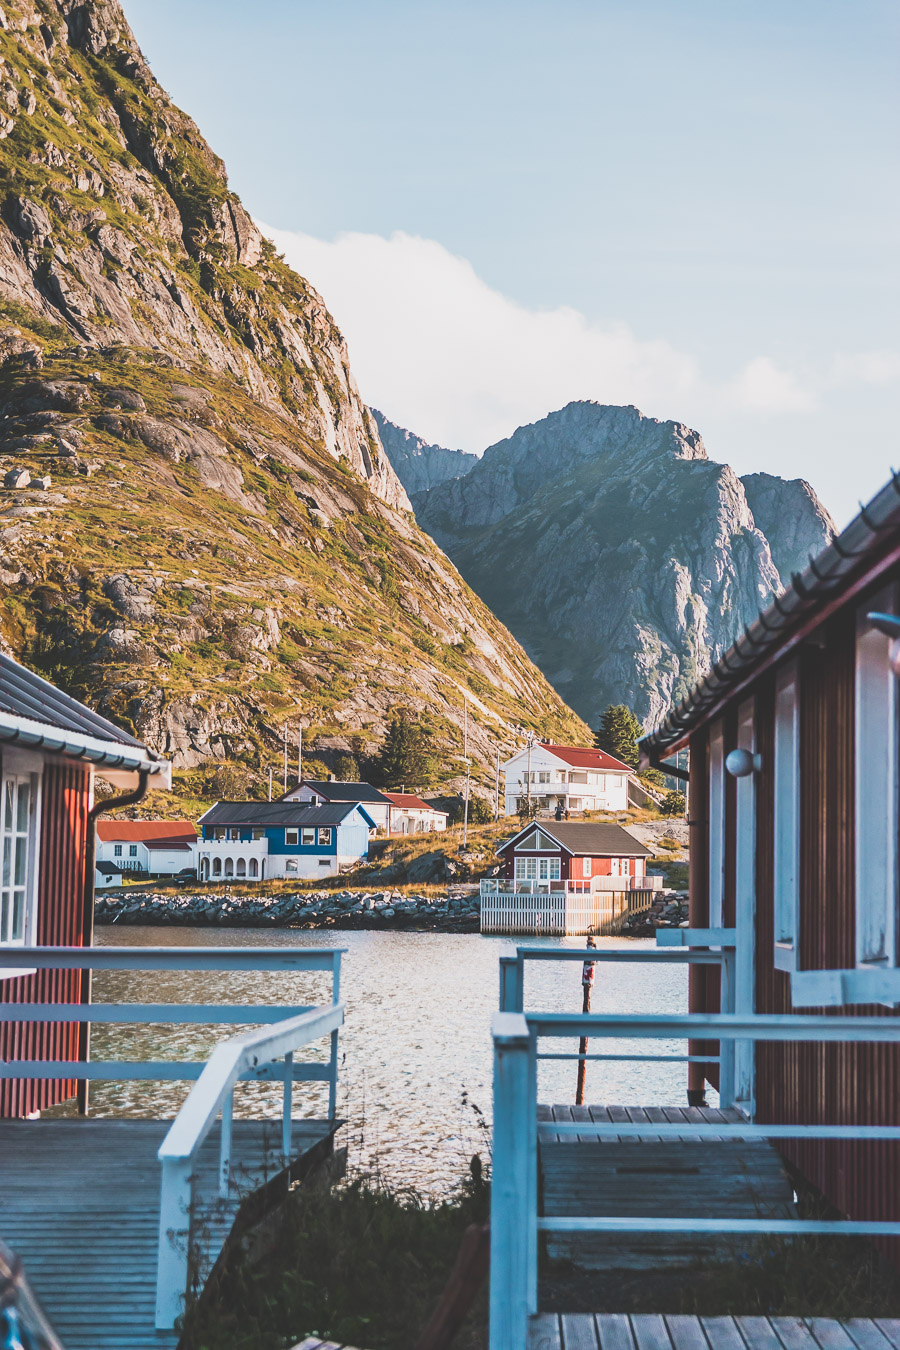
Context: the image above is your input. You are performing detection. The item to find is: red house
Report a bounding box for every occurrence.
[639,468,900,1254]
[0,654,169,1117]
[497,821,651,890]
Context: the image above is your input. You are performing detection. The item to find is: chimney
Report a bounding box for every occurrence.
[329,774,336,782]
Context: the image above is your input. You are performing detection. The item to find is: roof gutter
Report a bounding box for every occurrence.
[639,468,900,759]
[0,710,170,786]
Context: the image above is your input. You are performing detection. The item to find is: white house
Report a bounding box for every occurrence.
[95,820,197,876]
[383,792,449,834]
[194,800,375,881]
[501,742,630,816]
[281,780,392,834]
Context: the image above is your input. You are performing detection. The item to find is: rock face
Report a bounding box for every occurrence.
[413,402,835,729]
[0,0,591,782]
[372,409,478,496]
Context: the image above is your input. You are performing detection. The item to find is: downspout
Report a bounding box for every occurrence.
[77,768,151,1114]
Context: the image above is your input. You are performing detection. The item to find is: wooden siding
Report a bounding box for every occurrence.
[690,601,900,1262]
[0,759,90,1117]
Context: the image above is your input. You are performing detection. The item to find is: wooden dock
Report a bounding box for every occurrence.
[0,1116,337,1350]
[539,1104,795,1273]
[526,1316,900,1350]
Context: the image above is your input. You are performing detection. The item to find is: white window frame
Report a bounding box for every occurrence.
[317,828,333,847]
[773,661,801,972]
[285,828,299,846]
[301,827,315,846]
[1,755,42,953]
[515,857,537,881]
[129,843,138,857]
[114,843,123,857]
[708,718,726,928]
[855,582,899,968]
[582,857,591,879]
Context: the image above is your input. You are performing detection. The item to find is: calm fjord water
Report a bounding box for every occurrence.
[90,928,689,1194]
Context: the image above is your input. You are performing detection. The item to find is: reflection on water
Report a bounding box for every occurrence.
[83,928,692,1194]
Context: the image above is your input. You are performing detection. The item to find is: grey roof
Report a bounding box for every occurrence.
[1,653,146,746]
[95,861,123,876]
[499,821,652,857]
[199,800,374,828]
[640,470,900,758]
[298,780,391,806]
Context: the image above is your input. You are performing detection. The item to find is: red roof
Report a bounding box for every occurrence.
[96,820,197,843]
[384,792,445,812]
[538,743,631,772]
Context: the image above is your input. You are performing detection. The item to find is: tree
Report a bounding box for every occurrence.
[594,704,642,769]
[332,753,360,781]
[448,795,492,826]
[659,789,686,817]
[638,767,665,789]
[368,708,434,788]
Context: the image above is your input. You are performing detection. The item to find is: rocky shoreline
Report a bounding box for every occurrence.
[94,887,690,935]
[94,887,482,932]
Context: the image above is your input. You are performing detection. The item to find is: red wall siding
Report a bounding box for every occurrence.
[0,758,90,1118]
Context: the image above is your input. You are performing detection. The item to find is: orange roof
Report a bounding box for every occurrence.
[538,744,631,772]
[384,792,445,812]
[96,820,197,843]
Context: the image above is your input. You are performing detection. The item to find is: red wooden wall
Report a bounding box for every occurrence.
[0,758,91,1118]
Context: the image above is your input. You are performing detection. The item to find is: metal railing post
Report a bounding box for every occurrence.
[525,1023,538,1313]
[218,1089,233,1197]
[499,956,523,1012]
[155,1157,192,1329]
[282,1052,293,1158]
[328,952,341,1119]
[490,1013,533,1350]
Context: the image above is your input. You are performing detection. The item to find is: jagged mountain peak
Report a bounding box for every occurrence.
[371,408,478,496]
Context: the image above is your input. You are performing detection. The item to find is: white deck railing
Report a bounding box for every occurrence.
[480,881,657,935]
[0,945,345,1330]
[489,937,900,1350]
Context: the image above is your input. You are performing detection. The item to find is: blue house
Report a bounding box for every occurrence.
[194,800,375,882]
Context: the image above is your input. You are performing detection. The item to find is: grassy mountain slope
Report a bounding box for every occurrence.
[0,0,590,796]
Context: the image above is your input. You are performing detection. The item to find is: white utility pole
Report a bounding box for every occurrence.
[283,725,287,794]
[297,723,302,788]
[525,731,534,817]
[494,745,501,820]
[268,767,272,802]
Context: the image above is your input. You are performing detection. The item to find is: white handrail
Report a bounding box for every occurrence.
[155,1001,344,1329]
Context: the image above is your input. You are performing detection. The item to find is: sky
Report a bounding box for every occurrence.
[127,0,899,527]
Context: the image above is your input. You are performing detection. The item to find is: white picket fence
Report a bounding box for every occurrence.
[480,886,656,936]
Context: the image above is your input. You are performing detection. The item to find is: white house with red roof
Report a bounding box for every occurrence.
[500,742,631,816]
[383,792,448,835]
[95,820,197,876]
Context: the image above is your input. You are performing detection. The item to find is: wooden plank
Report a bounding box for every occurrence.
[734,1318,786,1350]
[874,1326,900,1350]
[529,1313,563,1350]
[632,1315,673,1350]
[561,1314,600,1350]
[626,1106,661,1143]
[843,1323,896,1350]
[700,1319,746,1350]
[808,1322,857,1350]
[770,1320,821,1350]
[666,1317,709,1350]
[596,1316,637,1350]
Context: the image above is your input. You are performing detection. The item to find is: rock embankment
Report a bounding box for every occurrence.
[94,888,481,932]
[622,892,689,938]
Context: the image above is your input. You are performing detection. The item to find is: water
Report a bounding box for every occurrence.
[85,928,691,1194]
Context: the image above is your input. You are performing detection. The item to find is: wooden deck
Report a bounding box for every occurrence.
[527,1316,900,1350]
[0,1116,337,1350]
[540,1105,795,1273]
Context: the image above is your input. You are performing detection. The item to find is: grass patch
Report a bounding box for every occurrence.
[180,1162,489,1350]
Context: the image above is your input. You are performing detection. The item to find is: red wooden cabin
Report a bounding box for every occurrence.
[0,654,169,1117]
[497,821,651,887]
[639,469,900,1248]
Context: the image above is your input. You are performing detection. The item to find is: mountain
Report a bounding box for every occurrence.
[0,0,591,792]
[412,402,834,729]
[372,408,478,495]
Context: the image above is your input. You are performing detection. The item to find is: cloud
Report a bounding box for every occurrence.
[260,224,827,451]
[831,350,900,387]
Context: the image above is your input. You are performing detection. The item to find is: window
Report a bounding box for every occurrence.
[1,773,39,946]
[538,771,550,784]
[773,662,800,971]
[317,828,333,847]
[568,771,587,784]
[515,857,537,881]
[285,828,299,846]
[214,827,226,841]
[129,844,138,857]
[252,828,265,840]
[285,858,298,873]
[301,827,315,846]
[114,844,122,858]
[227,828,240,842]
[515,856,560,882]
[855,584,900,967]
[582,857,592,878]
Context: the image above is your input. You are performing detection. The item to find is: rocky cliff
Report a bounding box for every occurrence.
[413,402,834,729]
[372,408,478,496]
[0,0,590,789]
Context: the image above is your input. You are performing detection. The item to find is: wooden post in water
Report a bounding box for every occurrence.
[575,931,596,1105]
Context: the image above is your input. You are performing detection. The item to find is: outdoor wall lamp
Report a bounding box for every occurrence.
[725,748,761,778]
[867,611,900,677]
